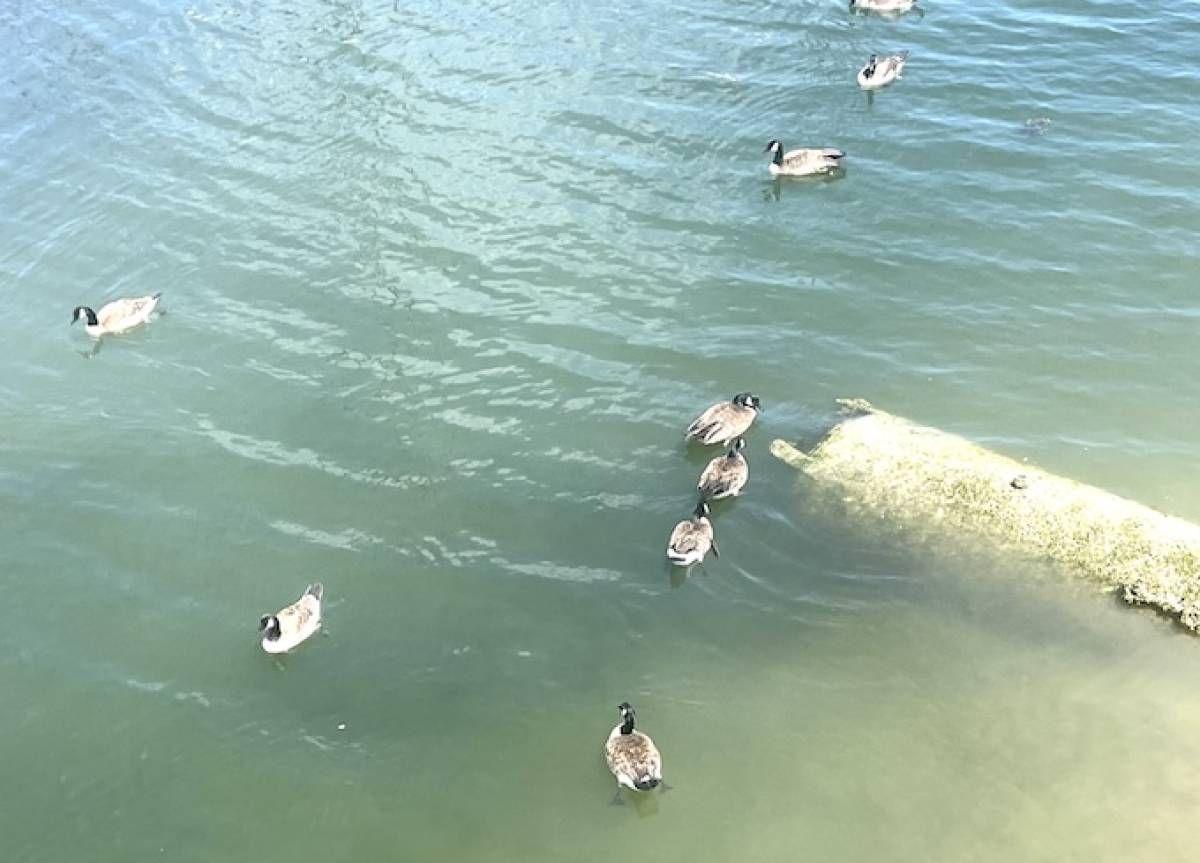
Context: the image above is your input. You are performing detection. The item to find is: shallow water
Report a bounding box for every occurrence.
[3,0,1200,860]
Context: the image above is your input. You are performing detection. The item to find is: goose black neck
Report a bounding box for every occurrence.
[771,148,784,167]
[620,716,635,735]
[261,616,281,640]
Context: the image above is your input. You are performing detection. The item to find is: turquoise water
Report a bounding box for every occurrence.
[3,0,1200,859]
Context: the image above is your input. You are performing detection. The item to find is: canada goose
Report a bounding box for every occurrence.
[849,0,916,13]
[685,392,761,445]
[698,437,749,500]
[857,52,908,89]
[667,500,717,566]
[71,292,162,338]
[605,702,664,794]
[259,583,323,654]
[764,141,844,177]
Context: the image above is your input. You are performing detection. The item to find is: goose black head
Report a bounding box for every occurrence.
[863,54,878,77]
[729,437,747,455]
[71,306,98,326]
[763,139,782,154]
[693,499,711,519]
[618,702,636,733]
[732,392,761,411]
[259,615,282,640]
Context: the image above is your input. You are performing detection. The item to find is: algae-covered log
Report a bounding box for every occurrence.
[770,399,1200,632]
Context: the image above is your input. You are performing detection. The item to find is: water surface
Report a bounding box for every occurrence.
[2,0,1200,860]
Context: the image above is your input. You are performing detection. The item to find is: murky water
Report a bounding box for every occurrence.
[3,0,1200,860]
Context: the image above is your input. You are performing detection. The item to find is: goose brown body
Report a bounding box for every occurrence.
[605,703,663,792]
[260,583,323,654]
[667,501,716,566]
[685,393,761,446]
[72,292,162,337]
[698,438,749,500]
[858,52,909,89]
[764,141,845,177]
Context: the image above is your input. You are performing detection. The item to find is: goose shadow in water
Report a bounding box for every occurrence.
[77,339,103,359]
[762,169,848,202]
[609,787,663,817]
[667,559,691,589]
[260,631,332,671]
[666,550,719,588]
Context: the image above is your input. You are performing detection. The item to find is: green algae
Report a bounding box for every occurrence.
[770,399,1200,632]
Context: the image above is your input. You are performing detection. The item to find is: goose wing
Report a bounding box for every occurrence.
[698,453,749,499]
[783,147,844,167]
[97,294,160,331]
[668,518,712,557]
[276,588,322,641]
[686,402,753,445]
[685,401,728,442]
[881,52,908,75]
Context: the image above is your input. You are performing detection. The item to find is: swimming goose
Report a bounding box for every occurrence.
[667,500,717,566]
[698,437,749,500]
[259,583,323,654]
[685,392,761,446]
[849,0,917,13]
[71,292,162,338]
[857,52,908,89]
[764,140,844,177]
[605,702,664,794]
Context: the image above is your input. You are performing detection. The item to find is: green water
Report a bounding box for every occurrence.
[3,0,1200,859]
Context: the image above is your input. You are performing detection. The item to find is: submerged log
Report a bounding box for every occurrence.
[770,399,1200,632]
